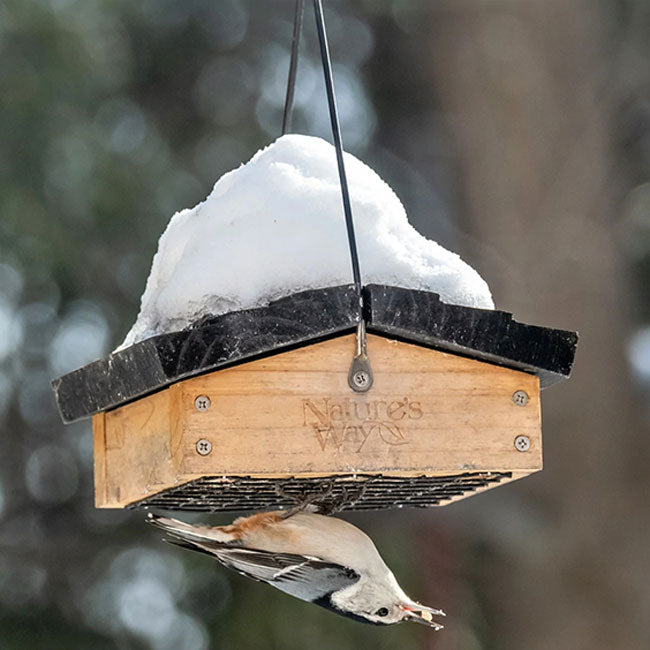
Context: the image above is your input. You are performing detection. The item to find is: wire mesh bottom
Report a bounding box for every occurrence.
[130,471,512,512]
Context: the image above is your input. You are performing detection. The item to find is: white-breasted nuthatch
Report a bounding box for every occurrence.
[147,509,445,629]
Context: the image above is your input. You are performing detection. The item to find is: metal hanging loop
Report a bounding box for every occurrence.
[348,320,373,392]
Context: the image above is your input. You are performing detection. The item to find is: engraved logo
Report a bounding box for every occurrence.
[302,397,422,452]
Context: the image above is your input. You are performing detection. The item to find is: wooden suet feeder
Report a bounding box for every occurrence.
[52,284,576,511]
[51,2,577,513]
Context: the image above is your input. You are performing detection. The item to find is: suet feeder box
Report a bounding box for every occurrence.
[52,284,576,512]
[51,1,578,515]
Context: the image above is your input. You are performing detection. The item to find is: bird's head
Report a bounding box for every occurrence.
[330,579,445,629]
[353,600,445,629]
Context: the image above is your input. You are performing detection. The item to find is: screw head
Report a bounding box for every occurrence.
[194,395,211,411]
[352,370,370,389]
[196,439,212,456]
[514,435,531,452]
[512,390,529,406]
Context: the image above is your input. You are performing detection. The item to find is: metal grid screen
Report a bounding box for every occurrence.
[130,471,511,512]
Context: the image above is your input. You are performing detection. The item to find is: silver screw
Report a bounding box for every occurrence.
[512,390,529,406]
[194,395,211,411]
[514,435,531,452]
[352,370,370,389]
[196,439,212,456]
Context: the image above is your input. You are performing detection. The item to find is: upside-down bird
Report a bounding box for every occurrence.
[147,509,444,629]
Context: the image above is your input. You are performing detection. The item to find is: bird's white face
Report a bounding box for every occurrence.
[333,580,445,629]
[357,602,407,625]
[355,602,445,629]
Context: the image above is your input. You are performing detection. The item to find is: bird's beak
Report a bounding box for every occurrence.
[399,602,445,631]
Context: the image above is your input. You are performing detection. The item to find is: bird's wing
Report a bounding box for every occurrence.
[166,536,360,602]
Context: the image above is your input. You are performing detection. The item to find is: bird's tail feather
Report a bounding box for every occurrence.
[146,512,236,544]
[162,535,218,558]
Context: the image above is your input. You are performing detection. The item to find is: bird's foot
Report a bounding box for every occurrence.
[276,479,336,518]
[317,482,367,515]
[275,479,369,517]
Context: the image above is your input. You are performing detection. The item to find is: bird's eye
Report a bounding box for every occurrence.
[376,607,389,617]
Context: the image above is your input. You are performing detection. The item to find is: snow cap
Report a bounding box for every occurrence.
[120,135,493,348]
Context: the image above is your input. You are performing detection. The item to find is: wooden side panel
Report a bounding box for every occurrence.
[96,387,181,507]
[92,412,107,507]
[178,334,541,476]
[93,333,542,508]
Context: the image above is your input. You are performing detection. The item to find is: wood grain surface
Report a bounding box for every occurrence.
[95,334,541,508]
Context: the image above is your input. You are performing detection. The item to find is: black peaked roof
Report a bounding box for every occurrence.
[52,284,578,423]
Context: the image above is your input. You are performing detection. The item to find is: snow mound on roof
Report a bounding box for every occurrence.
[120,134,493,348]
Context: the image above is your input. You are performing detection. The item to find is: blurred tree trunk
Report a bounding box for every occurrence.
[422,1,650,649]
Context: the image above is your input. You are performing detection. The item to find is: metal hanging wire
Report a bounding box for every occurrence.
[282,0,372,391]
[281,0,304,135]
[312,0,363,303]
[313,0,372,391]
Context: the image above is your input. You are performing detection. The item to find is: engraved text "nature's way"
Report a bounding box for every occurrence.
[302,397,422,452]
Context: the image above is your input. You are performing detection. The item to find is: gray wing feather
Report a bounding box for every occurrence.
[213,547,360,602]
[269,562,360,602]
[167,536,360,602]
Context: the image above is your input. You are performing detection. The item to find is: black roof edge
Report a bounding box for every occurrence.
[52,284,577,423]
[364,284,577,388]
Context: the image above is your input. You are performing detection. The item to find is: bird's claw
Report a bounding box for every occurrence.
[276,479,368,517]
[317,482,367,515]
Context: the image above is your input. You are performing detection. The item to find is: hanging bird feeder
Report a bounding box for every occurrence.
[51,1,577,513]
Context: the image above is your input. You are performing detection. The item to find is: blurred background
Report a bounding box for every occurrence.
[1,0,649,648]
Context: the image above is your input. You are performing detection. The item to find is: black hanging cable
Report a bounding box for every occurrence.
[313,0,372,392]
[312,0,363,302]
[281,0,304,135]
